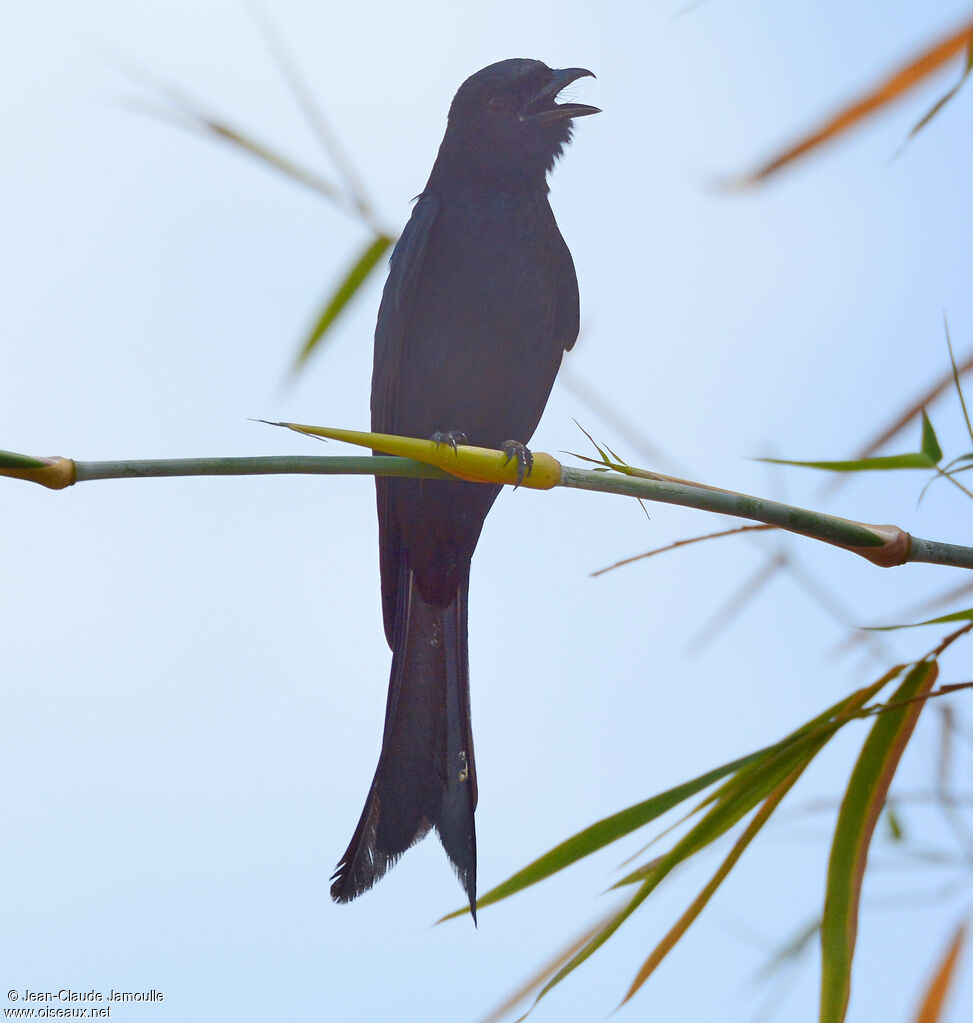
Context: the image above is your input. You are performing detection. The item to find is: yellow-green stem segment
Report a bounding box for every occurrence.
[278,421,563,490]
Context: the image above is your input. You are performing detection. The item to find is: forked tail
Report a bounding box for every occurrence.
[330,566,478,919]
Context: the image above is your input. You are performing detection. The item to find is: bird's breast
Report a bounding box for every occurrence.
[393,196,566,446]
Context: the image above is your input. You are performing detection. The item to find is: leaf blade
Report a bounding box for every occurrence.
[759,454,936,472]
[913,918,969,1023]
[866,607,973,631]
[920,410,943,463]
[620,765,805,1005]
[741,19,973,181]
[292,233,393,370]
[819,660,939,1023]
[439,747,773,922]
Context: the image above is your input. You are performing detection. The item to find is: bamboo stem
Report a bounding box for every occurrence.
[3,446,971,571]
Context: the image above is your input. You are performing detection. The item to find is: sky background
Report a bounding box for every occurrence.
[2,1,973,1021]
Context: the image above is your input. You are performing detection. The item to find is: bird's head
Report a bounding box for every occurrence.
[433,59,599,187]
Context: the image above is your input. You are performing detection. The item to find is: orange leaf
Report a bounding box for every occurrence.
[744,19,973,182]
[913,919,968,1023]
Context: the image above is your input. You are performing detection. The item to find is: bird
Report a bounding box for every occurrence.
[330,58,598,919]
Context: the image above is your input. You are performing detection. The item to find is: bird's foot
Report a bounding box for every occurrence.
[432,430,468,454]
[501,440,534,488]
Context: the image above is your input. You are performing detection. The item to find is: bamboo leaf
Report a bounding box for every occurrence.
[760,453,936,472]
[486,672,896,938]
[520,696,882,1015]
[515,878,650,1021]
[521,731,833,1016]
[509,669,903,1015]
[245,2,376,220]
[820,659,939,1023]
[885,804,905,841]
[447,671,903,923]
[867,607,973,631]
[906,87,963,140]
[906,33,973,143]
[920,410,943,463]
[741,19,973,182]
[620,767,805,1005]
[105,56,348,204]
[945,318,973,447]
[610,724,842,892]
[610,745,809,890]
[292,233,393,370]
[912,918,968,1023]
[697,671,900,818]
[476,905,621,1023]
[438,746,773,923]
[571,420,614,465]
[754,918,821,981]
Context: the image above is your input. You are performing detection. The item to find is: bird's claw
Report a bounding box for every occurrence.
[432,430,468,454]
[501,440,533,488]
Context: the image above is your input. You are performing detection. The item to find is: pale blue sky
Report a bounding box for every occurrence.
[2,2,972,1021]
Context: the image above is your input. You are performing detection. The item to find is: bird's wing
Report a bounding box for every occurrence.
[553,225,581,352]
[371,192,441,430]
[371,193,441,645]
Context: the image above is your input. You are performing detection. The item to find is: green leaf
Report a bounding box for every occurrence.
[620,767,805,1006]
[697,670,901,817]
[499,668,905,1019]
[820,659,939,1023]
[754,918,821,981]
[612,725,838,890]
[920,410,943,463]
[448,669,904,924]
[438,746,773,923]
[446,671,904,924]
[572,420,614,465]
[614,675,900,890]
[106,56,349,205]
[524,676,898,1014]
[760,453,937,472]
[885,804,904,842]
[905,33,973,143]
[866,607,973,631]
[524,725,841,1017]
[945,317,973,447]
[0,449,49,470]
[292,233,393,371]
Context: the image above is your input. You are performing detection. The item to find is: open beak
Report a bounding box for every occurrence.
[521,67,600,123]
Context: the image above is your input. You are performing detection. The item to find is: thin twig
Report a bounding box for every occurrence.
[244,1,382,231]
[591,523,774,577]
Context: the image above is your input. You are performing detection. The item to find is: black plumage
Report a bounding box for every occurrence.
[330,58,598,918]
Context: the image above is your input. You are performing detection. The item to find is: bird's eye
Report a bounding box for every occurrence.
[487,95,513,113]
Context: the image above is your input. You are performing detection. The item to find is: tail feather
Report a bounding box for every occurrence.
[330,566,478,918]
